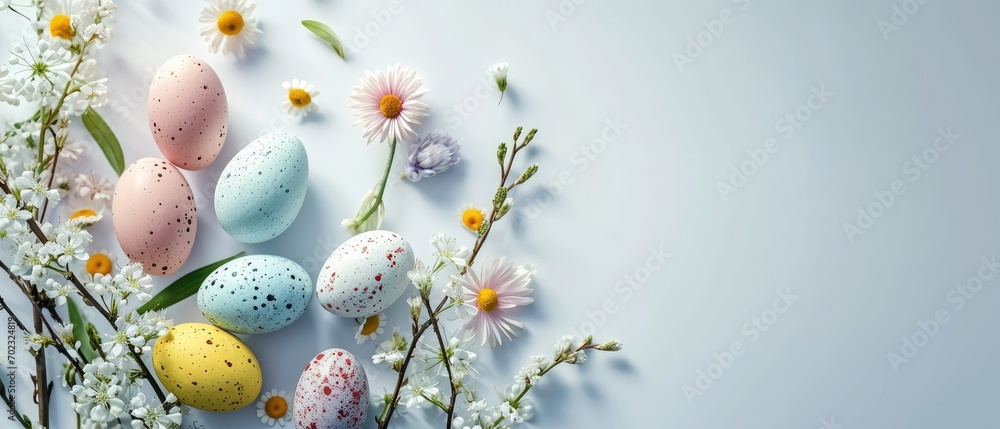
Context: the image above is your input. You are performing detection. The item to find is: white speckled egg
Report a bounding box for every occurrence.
[294,349,368,429]
[197,255,313,334]
[214,132,308,243]
[112,158,196,276]
[316,231,414,318]
[148,55,228,170]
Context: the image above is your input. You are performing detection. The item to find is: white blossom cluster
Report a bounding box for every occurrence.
[371,232,621,429]
[1,2,182,428]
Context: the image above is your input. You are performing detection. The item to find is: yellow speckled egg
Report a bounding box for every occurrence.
[152,323,261,412]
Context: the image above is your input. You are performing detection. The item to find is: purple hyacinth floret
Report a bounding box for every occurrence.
[403,133,461,182]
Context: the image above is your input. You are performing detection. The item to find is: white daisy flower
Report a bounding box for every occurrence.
[199,0,261,58]
[256,389,292,427]
[353,313,385,344]
[281,79,319,117]
[351,64,430,144]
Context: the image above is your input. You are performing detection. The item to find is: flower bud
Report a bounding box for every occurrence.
[597,340,622,351]
[515,164,538,185]
[493,187,508,209]
[513,126,523,143]
[497,143,508,166]
[495,198,514,220]
[520,128,538,148]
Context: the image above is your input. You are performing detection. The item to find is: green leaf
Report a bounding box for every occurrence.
[66,298,99,361]
[137,252,245,314]
[81,107,125,176]
[302,20,346,60]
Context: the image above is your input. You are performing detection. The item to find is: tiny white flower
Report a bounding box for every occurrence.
[430,233,470,269]
[74,171,113,202]
[488,62,508,105]
[407,259,434,295]
[400,375,439,409]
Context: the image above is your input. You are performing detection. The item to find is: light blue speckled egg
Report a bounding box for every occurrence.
[197,255,313,334]
[214,132,308,243]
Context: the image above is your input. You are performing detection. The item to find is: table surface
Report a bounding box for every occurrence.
[3,0,1000,428]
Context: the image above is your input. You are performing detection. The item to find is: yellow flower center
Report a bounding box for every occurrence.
[216,10,245,36]
[264,395,288,419]
[477,288,499,312]
[86,254,112,276]
[49,14,73,40]
[360,315,380,336]
[462,209,484,231]
[288,88,312,108]
[71,209,97,219]
[379,94,403,118]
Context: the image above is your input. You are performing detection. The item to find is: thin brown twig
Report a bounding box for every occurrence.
[380,127,537,427]
[32,306,49,428]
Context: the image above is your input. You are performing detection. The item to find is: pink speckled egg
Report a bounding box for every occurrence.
[294,349,368,429]
[112,158,197,276]
[148,55,228,170]
[316,231,414,318]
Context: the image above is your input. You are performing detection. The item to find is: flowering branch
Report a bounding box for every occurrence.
[377,127,539,429]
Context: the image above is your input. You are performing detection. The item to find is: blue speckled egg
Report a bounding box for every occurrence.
[197,255,313,334]
[214,132,308,243]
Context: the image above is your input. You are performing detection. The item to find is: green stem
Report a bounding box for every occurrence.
[7,6,32,22]
[355,138,397,225]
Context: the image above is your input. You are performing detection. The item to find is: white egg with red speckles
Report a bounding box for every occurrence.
[316,230,414,318]
[293,348,368,429]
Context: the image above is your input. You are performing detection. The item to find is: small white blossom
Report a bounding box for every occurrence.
[130,392,182,429]
[400,375,439,410]
[514,356,548,389]
[74,171,113,202]
[407,259,434,296]
[71,358,127,424]
[430,233,470,269]
[14,170,61,209]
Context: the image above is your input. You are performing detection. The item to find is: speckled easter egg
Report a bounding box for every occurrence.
[214,132,308,243]
[316,231,414,318]
[197,255,313,334]
[112,158,196,276]
[148,54,228,170]
[294,349,368,429]
[152,323,262,412]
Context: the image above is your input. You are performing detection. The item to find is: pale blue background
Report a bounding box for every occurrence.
[3,0,1000,428]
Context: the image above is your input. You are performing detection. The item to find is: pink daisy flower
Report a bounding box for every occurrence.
[351,64,430,144]
[460,258,534,347]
